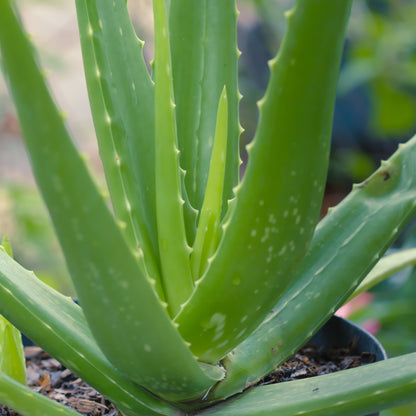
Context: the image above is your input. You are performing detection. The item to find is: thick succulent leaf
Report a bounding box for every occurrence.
[0,371,80,416]
[199,354,416,416]
[169,0,240,218]
[192,88,229,280]
[346,248,416,302]
[153,0,194,316]
[0,1,219,401]
[0,250,176,416]
[0,318,26,386]
[212,136,416,399]
[175,0,352,362]
[75,0,163,298]
[0,239,26,385]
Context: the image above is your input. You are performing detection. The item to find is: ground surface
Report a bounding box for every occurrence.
[0,341,375,416]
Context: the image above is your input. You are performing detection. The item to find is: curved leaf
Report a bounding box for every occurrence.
[212,135,416,399]
[0,0,219,401]
[346,248,416,302]
[75,0,163,298]
[200,354,416,416]
[0,371,80,416]
[0,249,176,416]
[176,0,352,363]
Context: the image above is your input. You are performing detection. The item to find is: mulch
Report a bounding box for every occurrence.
[259,340,376,385]
[0,341,375,416]
[0,347,118,416]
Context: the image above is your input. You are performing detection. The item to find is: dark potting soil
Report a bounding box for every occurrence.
[257,339,376,386]
[0,341,376,416]
[0,347,118,416]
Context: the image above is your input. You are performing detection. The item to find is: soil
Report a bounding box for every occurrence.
[0,341,376,416]
[0,347,118,416]
[258,339,376,386]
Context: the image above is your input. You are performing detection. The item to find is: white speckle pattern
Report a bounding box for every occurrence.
[260,227,271,243]
[278,246,287,256]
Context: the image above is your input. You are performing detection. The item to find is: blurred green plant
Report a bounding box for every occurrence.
[344,219,416,416]
[339,0,416,138]
[348,264,416,416]
[0,185,72,295]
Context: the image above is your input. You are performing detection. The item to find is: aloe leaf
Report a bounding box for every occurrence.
[346,248,416,302]
[0,371,81,416]
[0,249,181,416]
[0,240,26,386]
[75,0,163,299]
[169,0,240,219]
[0,251,177,416]
[212,136,416,399]
[192,87,228,280]
[199,354,416,416]
[0,1,219,401]
[153,0,194,316]
[1,237,12,257]
[0,320,26,386]
[176,0,352,362]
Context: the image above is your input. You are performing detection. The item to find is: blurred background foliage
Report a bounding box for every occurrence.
[0,1,415,415]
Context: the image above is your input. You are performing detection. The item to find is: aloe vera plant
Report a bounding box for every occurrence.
[0,0,415,415]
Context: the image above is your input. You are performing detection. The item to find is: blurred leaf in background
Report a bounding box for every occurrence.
[239,0,416,190]
[0,185,73,295]
[346,220,416,416]
[340,0,416,139]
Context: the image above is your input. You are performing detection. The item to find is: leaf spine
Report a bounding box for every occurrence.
[80,152,89,162]
[116,220,127,230]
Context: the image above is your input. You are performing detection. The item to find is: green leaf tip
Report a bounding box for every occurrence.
[347,248,416,302]
[0,370,81,416]
[0,318,26,386]
[0,238,26,387]
[192,86,229,280]
[0,237,13,258]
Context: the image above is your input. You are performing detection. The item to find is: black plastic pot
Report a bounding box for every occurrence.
[310,315,387,416]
